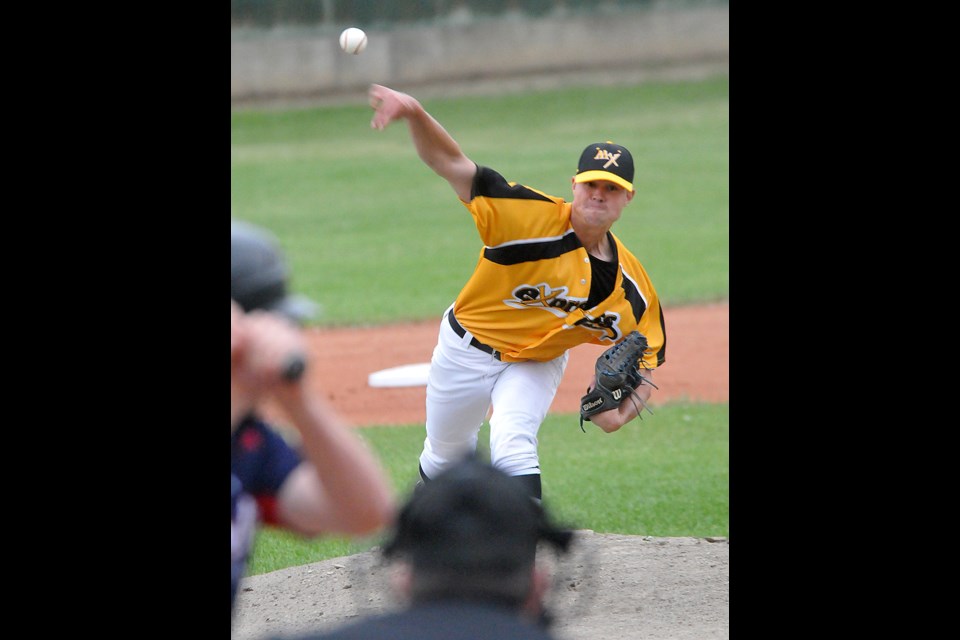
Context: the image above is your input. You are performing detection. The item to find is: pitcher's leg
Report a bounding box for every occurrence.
[418,312,504,480]
[488,353,568,493]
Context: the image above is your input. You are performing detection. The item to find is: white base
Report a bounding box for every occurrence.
[367,362,431,388]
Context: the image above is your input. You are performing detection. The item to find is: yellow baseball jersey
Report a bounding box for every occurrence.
[452,166,667,367]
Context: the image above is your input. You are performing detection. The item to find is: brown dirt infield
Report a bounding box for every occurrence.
[261,301,728,428]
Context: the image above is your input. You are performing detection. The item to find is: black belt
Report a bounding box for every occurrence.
[447,312,501,360]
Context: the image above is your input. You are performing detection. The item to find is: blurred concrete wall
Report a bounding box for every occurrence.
[231,4,728,104]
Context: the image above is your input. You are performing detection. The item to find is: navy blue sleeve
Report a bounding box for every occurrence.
[231,417,302,496]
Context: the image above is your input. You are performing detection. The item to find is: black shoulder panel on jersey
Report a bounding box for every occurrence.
[472,166,554,203]
[656,310,667,366]
[620,276,665,366]
[484,231,582,265]
[620,276,648,322]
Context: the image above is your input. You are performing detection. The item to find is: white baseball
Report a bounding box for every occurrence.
[339,27,368,55]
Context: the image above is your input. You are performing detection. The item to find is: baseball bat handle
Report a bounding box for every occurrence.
[281,353,307,381]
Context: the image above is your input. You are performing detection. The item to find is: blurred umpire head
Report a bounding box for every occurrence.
[381,456,574,624]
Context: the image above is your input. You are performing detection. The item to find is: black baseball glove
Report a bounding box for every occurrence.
[579,331,657,430]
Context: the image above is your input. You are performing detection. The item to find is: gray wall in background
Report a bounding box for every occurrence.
[231,4,728,105]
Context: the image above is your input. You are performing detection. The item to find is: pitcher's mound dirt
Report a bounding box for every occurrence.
[232,533,729,640]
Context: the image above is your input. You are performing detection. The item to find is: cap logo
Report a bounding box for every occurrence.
[593,149,621,168]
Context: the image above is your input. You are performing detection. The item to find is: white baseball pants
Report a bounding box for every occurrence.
[418,306,569,480]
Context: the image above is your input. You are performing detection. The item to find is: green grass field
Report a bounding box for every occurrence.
[232,76,729,326]
[233,75,729,576]
[248,402,728,576]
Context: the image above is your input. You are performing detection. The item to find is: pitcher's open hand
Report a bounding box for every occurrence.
[369,84,420,130]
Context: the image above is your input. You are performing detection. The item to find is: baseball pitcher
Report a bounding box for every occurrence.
[369,84,666,501]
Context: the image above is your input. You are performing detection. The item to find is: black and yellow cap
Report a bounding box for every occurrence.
[574,141,635,192]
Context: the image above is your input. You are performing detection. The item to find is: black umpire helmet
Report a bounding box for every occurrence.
[231,220,319,323]
[382,457,574,607]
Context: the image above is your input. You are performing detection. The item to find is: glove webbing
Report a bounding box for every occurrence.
[597,332,648,384]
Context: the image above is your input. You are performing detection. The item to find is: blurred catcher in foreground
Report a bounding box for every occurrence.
[231,220,395,615]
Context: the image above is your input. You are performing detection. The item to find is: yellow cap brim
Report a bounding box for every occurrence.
[574,170,634,192]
